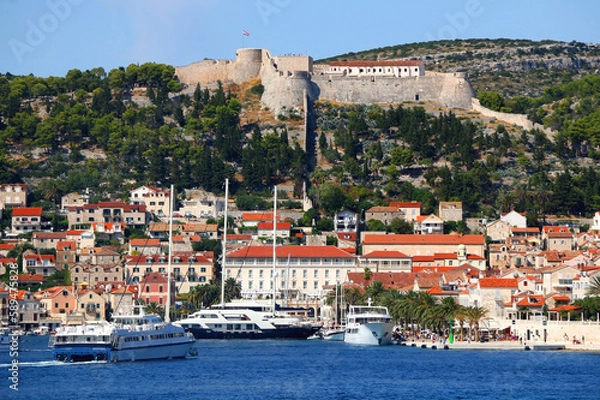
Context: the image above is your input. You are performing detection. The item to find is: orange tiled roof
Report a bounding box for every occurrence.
[57,241,77,251]
[479,277,519,288]
[257,221,292,230]
[130,238,161,246]
[362,250,410,259]
[241,213,278,222]
[549,305,582,312]
[516,295,545,307]
[390,201,422,208]
[363,233,484,245]
[11,207,42,216]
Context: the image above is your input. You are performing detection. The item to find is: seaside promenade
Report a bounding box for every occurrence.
[407,339,600,352]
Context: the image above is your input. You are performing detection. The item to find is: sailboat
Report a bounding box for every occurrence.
[320,283,345,341]
[175,181,319,340]
[50,185,196,362]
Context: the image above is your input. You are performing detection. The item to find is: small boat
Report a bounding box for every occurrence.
[0,329,14,346]
[49,307,196,363]
[320,325,345,341]
[344,299,394,346]
[33,326,49,335]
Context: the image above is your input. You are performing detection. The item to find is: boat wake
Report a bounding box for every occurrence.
[0,360,107,368]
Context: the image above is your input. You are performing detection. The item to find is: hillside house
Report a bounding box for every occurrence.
[414,214,444,235]
[0,183,28,209]
[439,201,463,222]
[130,185,171,218]
[501,210,527,228]
[11,207,43,235]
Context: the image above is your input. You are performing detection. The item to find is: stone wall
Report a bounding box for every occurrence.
[313,72,473,109]
[175,59,233,86]
[471,98,534,130]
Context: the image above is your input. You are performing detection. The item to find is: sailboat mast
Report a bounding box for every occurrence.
[272,185,277,314]
[221,179,229,308]
[165,184,174,323]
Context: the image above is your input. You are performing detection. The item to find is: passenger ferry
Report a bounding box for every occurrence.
[49,307,196,362]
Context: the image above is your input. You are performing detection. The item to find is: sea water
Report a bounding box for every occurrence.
[2,335,600,400]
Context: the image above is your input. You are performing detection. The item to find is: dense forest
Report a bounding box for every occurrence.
[2,39,600,227]
[0,63,307,206]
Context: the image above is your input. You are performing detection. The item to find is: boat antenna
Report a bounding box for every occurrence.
[221,178,229,309]
[272,185,277,315]
[165,184,174,323]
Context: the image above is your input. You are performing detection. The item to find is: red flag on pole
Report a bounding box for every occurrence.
[242,30,250,36]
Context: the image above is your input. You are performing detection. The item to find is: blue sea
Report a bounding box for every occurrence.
[2,335,600,400]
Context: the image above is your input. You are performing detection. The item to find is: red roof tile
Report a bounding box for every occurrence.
[11,207,42,216]
[363,234,484,245]
[479,278,519,288]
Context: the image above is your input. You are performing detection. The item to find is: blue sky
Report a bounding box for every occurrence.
[1,0,598,77]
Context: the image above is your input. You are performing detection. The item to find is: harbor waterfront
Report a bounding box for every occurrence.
[3,335,600,399]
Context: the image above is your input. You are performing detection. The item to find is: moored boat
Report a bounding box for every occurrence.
[175,300,319,340]
[344,300,394,346]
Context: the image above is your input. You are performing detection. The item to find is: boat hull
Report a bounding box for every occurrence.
[186,325,318,340]
[321,328,345,341]
[344,322,394,346]
[53,341,195,363]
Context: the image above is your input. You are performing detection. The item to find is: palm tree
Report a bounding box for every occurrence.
[465,306,488,341]
[454,305,469,341]
[188,281,220,309]
[438,297,460,336]
[224,277,242,302]
[365,281,386,304]
[587,275,600,296]
[343,286,364,306]
[144,302,164,317]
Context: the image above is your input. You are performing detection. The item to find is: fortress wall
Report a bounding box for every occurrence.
[261,70,317,115]
[472,98,534,130]
[313,75,466,107]
[175,60,234,86]
[439,72,475,109]
[273,55,313,74]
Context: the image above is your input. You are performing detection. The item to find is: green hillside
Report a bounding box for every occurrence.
[1,38,600,231]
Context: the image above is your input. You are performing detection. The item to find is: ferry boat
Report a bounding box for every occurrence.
[344,300,394,346]
[175,300,319,340]
[49,307,197,362]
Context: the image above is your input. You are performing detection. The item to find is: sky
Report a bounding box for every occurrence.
[0,0,598,77]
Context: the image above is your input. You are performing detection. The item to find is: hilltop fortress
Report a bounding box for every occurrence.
[176,48,475,115]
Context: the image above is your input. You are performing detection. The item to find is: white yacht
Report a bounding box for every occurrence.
[49,307,197,362]
[344,300,394,346]
[175,300,319,340]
